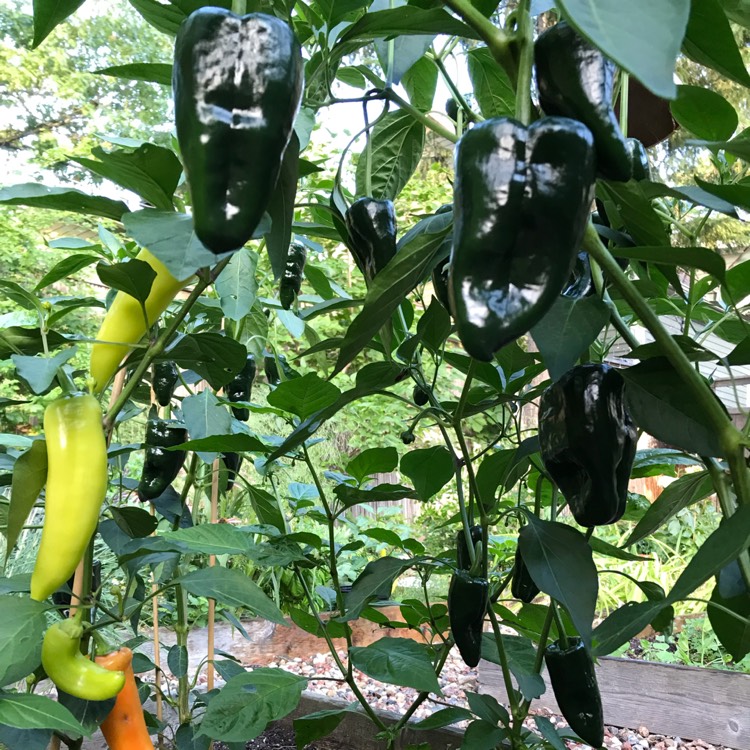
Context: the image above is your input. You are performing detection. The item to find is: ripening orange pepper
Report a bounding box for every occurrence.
[94,647,154,750]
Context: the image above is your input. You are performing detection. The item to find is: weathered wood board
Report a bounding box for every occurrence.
[479,657,750,749]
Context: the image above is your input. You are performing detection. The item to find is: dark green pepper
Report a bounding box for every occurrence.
[535,21,631,182]
[153,361,179,407]
[280,241,307,310]
[413,385,429,407]
[263,351,296,385]
[544,637,604,747]
[225,354,256,422]
[448,526,487,667]
[224,452,242,491]
[561,252,593,300]
[137,419,188,501]
[538,364,637,527]
[449,116,595,361]
[173,8,303,254]
[432,260,451,311]
[344,198,397,285]
[627,138,650,181]
[511,547,539,604]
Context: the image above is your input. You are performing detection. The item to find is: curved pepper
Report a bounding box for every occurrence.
[90,249,189,393]
[225,354,257,421]
[280,241,307,310]
[344,198,398,285]
[41,617,125,701]
[224,451,242,491]
[264,351,296,385]
[137,419,188,502]
[627,138,651,182]
[449,116,595,361]
[31,394,108,602]
[412,385,429,407]
[544,637,604,747]
[538,364,637,527]
[95,647,155,749]
[535,21,631,182]
[510,547,540,604]
[561,252,593,300]
[173,8,303,254]
[152,361,179,407]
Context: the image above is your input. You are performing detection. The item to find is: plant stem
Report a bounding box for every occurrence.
[513,0,534,126]
[174,583,191,724]
[384,89,458,143]
[487,606,520,717]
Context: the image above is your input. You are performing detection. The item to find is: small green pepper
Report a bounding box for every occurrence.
[137,419,188,501]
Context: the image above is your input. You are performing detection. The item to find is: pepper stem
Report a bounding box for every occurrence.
[231,0,246,14]
[512,0,534,125]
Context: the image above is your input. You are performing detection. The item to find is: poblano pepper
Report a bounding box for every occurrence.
[137,419,188,501]
[511,547,540,604]
[561,252,593,300]
[280,241,307,310]
[344,198,397,285]
[535,21,631,182]
[627,138,651,182]
[449,116,595,361]
[173,8,303,254]
[544,637,604,747]
[449,526,487,667]
[224,452,242,491]
[538,364,637,527]
[225,354,256,421]
[153,361,179,407]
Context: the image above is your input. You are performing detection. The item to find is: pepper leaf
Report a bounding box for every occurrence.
[31,0,86,48]
[6,440,47,559]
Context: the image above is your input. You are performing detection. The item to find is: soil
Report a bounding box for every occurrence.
[214,724,346,750]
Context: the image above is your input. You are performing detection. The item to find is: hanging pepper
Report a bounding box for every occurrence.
[449,116,595,361]
[432,259,451,312]
[95,647,155,750]
[173,8,303,254]
[41,617,125,701]
[412,385,429,407]
[279,241,307,310]
[152,361,179,407]
[344,198,398,285]
[225,354,257,421]
[264,351,296,385]
[535,21,631,182]
[31,394,108,602]
[224,451,242,491]
[511,547,540,604]
[448,526,487,667]
[90,249,190,394]
[538,364,637,527]
[627,138,651,182]
[544,637,604,747]
[137,418,188,502]
[561,252,593,300]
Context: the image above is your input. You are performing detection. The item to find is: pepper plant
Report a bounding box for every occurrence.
[0,1,750,750]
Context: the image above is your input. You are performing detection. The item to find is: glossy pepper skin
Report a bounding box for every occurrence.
[561,252,593,300]
[627,138,651,181]
[225,354,257,421]
[31,394,108,602]
[173,9,303,254]
[413,385,429,407]
[449,526,487,667]
[344,198,398,285]
[449,116,595,361]
[137,419,188,501]
[544,637,604,747]
[95,647,155,750]
[539,364,637,527]
[224,452,242,491]
[535,21,631,182]
[511,547,540,604]
[280,241,307,310]
[90,249,189,393]
[152,361,179,407]
[41,617,125,701]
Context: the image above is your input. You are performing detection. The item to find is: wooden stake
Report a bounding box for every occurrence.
[207,457,220,692]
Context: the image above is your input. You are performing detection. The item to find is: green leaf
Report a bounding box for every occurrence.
[162,524,253,556]
[461,719,507,750]
[719,0,750,26]
[623,471,714,547]
[683,0,750,87]
[333,211,451,375]
[475,449,529,508]
[198,669,306,742]
[347,447,399,483]
[180,390,233,457]
[111,506,158,538]
[35,254,100,291]
[97,258,155,303]
[588,537,650,562]
[0,597,47,687]
[417,298,451,353]
[349,637,441,694]
[168,333,247,390]
[344,556,415,620]
[519,516,598,648]
[467,47,515,118]
[0,693,86,736]
[173,434,268,455]
[400,446,454,500]
[598,182,671,246]
[32,0,85,47]
[73,144,182,211]
[11,349,77,395]
[94,63,173,85]
[128,0,185,35]
[265,132,300,280]
[0,183,128,221]
[168,645,189,678]
[708,584,750,661]
[622,359,723,456]
[246,486,286,533]
[373,9,433,84]
[355,111,425,201]
[6,440,47,558]
[413,706,473,730]
[695,178,750,213]
[267,374,341,420]
[333,483,416,508]
[402,56,438,111]
[557,0,689,98]
[613,245,726,281]
[215,249,259,322]
[177,568,286,625]
[670,85,738,140]
[293,708,355,749]
[531,296,609,382]
[594,600,666,656]
[480,634,545,701]
[534,716,568,750]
